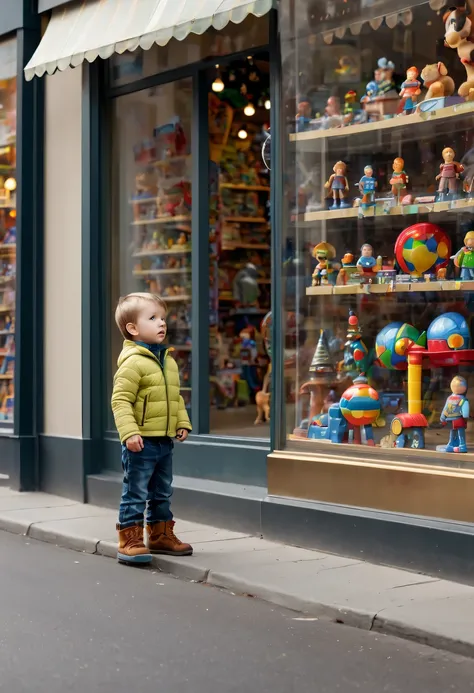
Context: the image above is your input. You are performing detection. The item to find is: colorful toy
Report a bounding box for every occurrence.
[311,242,337,286]
[436,147,464,199]
[339,375,380,445]
[356,244,378,274]
[452,230,474,280]
[358,166,377,207]
[375,322,422,371]
[233,263,259,305]
[398,66,421,114]
[427,312,471,354]
[437,376,469,453]
[377,58,396,96]
[343,90,358,124]
[325,161,350,210]
[420,63,455,102]
[390,158,409,203]
[443,2,474,99]
[341,311,369,378]
[296,101,312,131]
[301,329,339,423]
[394,223,451,279]
[336,253,357,285]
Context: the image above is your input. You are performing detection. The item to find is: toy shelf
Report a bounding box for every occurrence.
[0,374,13,380]
[0,244,15,253]
[0,305,14,313]
[131,215,191,226]
[0,276,14,285]
[221,216,267,224]
[162,295,191,302]
[220,184,270,192]
[0,330,14,335]
[298,198,474,225]
[290,101,474,151]
[221,243,270,251]
[133,268,190,277]
[306,280,474,296]
[133,248,192,258]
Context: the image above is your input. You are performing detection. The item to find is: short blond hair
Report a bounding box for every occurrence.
[115,292,168,340]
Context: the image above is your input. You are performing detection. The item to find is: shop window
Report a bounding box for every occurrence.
[282,0,474,463]
[208,54,271,438]
[109,79,193,428]
[0,38,17,428]
[109,16,269,88]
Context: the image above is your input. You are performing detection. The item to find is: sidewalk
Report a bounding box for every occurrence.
[0,487,473,658]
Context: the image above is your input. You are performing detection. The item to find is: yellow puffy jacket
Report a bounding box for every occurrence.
[111,340,192,444]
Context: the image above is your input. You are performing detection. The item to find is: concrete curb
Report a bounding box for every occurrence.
[2,520,473,659]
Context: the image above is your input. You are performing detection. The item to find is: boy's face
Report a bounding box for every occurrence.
[127,302,167,345]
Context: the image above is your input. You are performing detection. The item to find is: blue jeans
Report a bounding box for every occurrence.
[118,437,174,529]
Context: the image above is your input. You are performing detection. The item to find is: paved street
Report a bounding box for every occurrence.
[0,533,473,692]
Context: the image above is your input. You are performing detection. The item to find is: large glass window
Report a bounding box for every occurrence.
[0,38,17,428]
[282,0,474,465]
[110,79,193,425]
[208,54,272,438]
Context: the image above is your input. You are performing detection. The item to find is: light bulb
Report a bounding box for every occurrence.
[238,129,248,140]
[264,99,271,110]
[244,103,255,117]
[4,177,16,191]
[212,77,224,93]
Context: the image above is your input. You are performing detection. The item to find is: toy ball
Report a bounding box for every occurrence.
[427,312,470,351]
[340,380,380,426]
[375,322,421,370]
[394,223,451,277]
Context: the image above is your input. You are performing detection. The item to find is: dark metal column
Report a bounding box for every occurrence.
[10,20,44,491]
[190,69,210,433]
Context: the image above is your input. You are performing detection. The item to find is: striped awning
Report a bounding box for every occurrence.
[24,0,274,81]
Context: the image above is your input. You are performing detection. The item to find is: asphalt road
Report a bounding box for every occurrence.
[0,532,473,693]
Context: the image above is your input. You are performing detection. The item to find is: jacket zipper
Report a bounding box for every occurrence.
[143,348,170,436]
[141,395,148,427]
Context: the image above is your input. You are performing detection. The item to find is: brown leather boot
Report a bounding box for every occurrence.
[147,520,193,556]
[117,524,152,565]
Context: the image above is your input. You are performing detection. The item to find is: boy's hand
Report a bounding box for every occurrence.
[176,429,189,442]
[126,435,144,452]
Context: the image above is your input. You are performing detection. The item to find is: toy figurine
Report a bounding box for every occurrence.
[436,147,464,199]
[356,244,377,274]
[390,157,409,203]
[343,90,358,124]
[296,100,312,131]
[377,58,396,97]
[358,165,377,207]
[420,63,455,102]
[443,3,474,100]
[325,96,340,118]
[452,230,474,280]
[398,67,421,114]
[312,242,336,286]
[438,376,469,453]
[233,263,259,305]
[325,161,350,210]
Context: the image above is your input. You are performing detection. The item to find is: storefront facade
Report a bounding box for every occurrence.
[4,0,474,580]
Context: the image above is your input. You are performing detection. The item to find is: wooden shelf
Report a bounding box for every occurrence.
[0,276,14,285]
[221,243,270,251]
[299,198,474,224]
[133,248,191,258]
[0,305,14,314]
[0,374,13,380]
[290,100,474,150]
[0,244,15,253]
[162,295,191,302]
[222,217,267,224]
[306,280,474,296]
[220,184,270,192]
[132,215,191,226]
[133,268,190,277]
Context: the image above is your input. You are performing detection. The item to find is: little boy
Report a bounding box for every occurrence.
[112,292,192,565]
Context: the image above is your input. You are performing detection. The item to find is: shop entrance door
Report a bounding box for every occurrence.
[207,53,272,439]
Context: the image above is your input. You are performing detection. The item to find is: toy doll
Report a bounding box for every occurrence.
[439,376,469,453]
[377,58,396,97]
[436,147,464,198]
[390,158,409,202]
[325,161,350,209]
[356,244,377,273]
[398,66,421,114]
[452,230,474,280]
[343,90,358,124]
[312,242,337,286]
[358,165,377,206]
[296,101,312,131]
